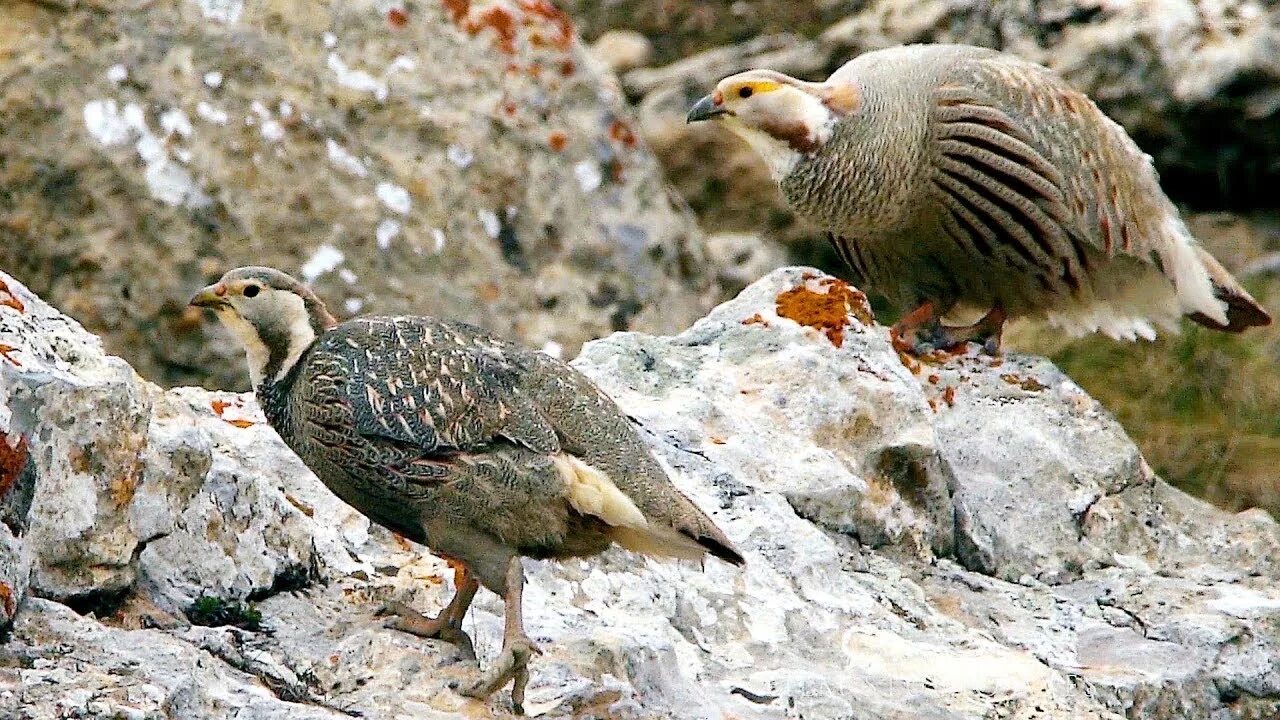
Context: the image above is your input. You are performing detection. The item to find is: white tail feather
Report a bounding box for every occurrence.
[553,454,648,530]
[1160,215,1229,325]
[553,454,716,561]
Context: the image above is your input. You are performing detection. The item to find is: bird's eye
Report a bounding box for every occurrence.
[738,86,754,99]
[243,285,260,298]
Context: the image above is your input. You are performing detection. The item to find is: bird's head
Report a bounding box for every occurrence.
[190,266,337,388]
[686,69,860,179]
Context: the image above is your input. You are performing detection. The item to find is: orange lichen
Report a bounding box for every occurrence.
[942,386,956,406]
[442,0,470,24]
[892,344,922,374]
[559,59,575,76]
[547,131,567,151]
[392,532,413,551]
[110,470,139,508]
[742,313,769,327]
[608,119,638,148]
[1001,373,1048,392]
[927,374,940,385]
[0,344,21,367]
[387,7,409,27]
[0,279,23,313]
[775,277,873,348]
[471,6,518,54]
[284,493,316,517]
[211,398,255,428]
[448,0,574,58]
[0,436,29,499]
[0,581,14,619]
[519,0,574,50]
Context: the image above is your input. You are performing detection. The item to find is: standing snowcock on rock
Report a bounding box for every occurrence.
[687,43,1271,353]
[188,266,744,713]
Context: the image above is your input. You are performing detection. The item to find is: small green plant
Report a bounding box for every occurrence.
[186,595,264,631]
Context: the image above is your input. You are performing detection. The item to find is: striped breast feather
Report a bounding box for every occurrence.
[927,82,1093,294]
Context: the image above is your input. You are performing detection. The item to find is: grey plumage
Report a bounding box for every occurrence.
[190,266,742,711]
[691,43,1270,348]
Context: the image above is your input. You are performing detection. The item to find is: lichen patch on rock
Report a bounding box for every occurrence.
[774,274,873,347]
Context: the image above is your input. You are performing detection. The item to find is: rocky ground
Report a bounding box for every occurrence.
[3,268,1279,719]
[2,1,1280,717]
[0,0,728,391]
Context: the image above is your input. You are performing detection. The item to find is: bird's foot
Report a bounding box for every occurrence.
[376,601,476,661]
[457,635,541,714]
[892,306,1005,357]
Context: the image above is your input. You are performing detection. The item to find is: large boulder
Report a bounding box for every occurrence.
[3,267,1280,719]
[0,0,722,391]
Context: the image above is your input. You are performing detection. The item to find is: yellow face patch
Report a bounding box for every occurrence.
[724,79,783,100]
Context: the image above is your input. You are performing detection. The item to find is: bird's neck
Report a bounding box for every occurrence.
[256,351,309,441]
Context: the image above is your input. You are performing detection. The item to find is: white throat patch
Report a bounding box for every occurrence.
[216,309,271,388]
[725,90,837,182]
[725,122,804,181]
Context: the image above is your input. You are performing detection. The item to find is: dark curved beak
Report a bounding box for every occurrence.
[189,283,229,309]
[687,94,727,123]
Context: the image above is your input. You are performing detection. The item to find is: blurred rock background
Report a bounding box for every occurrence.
[569,0,1280,517]
[0,0,1276,518]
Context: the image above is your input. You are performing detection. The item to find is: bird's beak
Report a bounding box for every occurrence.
[687,94,728,123]
[189,283,230,309]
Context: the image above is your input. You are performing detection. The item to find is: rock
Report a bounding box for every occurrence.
[621,33,826,98]
[702,232,790,296]
[4,266,1280,719]
[589,30,653,73]
[0,0,719,391]
[558,0,862,69]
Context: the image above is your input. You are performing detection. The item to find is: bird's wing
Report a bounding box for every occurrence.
[309,317,561,459]
[926,54,1177,296]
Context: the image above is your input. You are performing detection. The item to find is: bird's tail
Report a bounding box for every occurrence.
[608,488,746,567]
[1186,247,1272,332]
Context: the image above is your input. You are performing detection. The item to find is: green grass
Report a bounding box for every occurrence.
[1012,275,1280,517]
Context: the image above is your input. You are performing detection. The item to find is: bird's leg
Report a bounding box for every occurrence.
[890,301,942,354]
[378,566,479,660]
[458,557,541,714]
[930,304,1007,354]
